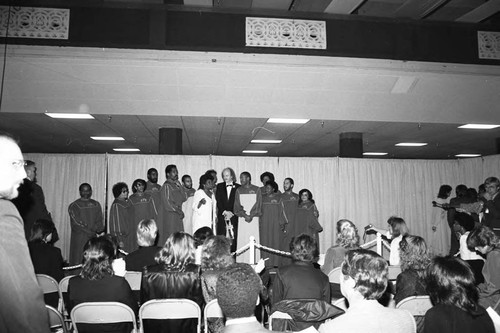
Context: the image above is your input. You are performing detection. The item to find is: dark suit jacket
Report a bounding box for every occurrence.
[484,193,500,229]
[125,246,161,272]
[215,182,240,236]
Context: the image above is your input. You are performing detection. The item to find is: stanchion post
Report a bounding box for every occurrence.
[249,236,255,265]
[376,232,382,256]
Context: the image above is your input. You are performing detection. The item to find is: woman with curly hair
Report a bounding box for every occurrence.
[141,232,203,333]
[394,235,431,304]
[322,219,360,275]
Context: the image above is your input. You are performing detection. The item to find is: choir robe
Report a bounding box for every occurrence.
[182,188,196,234]
[293,201,323,246]
[260,193,288,267]
[145,181,162,219]
[129,193,157,249]
[109,198,135,253]
[68,198,104,265]
[281,191,299,236]
[158,180,186,245]
[234,185,262,263]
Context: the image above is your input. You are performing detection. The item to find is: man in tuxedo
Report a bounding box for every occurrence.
[483,177,500,236]
[215,167,240,252]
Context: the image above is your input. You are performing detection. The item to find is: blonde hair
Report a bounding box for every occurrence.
[136,219,157,247]
[155,232,196,269]
[336,219,360,249]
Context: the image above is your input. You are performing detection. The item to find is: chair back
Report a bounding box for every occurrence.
[269,311,292,331]
[328,267,341,284]
[332,297,347,311]
[396,296,433,316]
[37,274,65,313]
[140,299,201,333]
[59,275,74,293]
[46,305,68,333]
[388,266,402,280]
[124,271,142,291]
[70,302,137,333]
[203,299,224,333]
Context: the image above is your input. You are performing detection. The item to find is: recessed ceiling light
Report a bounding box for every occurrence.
[458,124,500,130]
[395,143,428,147]
[267,118,310,124]
[251,139,282,144]
[455,154,481,158]
[113,148,140,152]
[242,150,268,154]
[45,113,94,119]
[363,152,388,156]
[91,136,125,141]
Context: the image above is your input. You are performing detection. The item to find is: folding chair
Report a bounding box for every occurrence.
[268,311,292,331]
[328,267,341,284]
[58,275,74,327]
[70,302,137,333]
[46,305,68,333]
[388,266,402,281]
[396,295,433,316]
[139,299,202,333]
[124,271,142,291]
[37,274,65,314]
[203,299,224,333]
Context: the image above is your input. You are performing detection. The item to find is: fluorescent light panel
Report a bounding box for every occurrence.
[363,152,388,156]
[395,142,428,147]
[251,139,282,144]
[46,113,94,119]
[242,150,268,154]
[458,124,500,130]
[91,136,124,141]
[455,154,481,158]
[267,118,309,124]
[113,148,140,152]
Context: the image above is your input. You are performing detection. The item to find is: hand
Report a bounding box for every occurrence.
[253,258,267,274]
[313,210,319,218]
[179,211,185,219]
[200,198,206,205]
[245,216,252,222]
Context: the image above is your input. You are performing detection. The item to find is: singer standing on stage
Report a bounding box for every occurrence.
[215,167,240,252]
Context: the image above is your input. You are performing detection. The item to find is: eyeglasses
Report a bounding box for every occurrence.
[122,189,129,193]
[12,160,26,169]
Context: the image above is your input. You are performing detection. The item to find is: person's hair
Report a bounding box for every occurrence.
[485,177,500,187]
[336,219,360,249]
[216,263,262,318]
[260,171,275,184]
[290,234,319,262]
[341,249,388,300]
[112,182,128,198]
[454,212,475,232]
[80,237,115,280]
[387,216,409,238]
[102,234,119,259]
[29,219,56,242]
[205,169,217,177]
[437,185,452,199]
[240,171,251,180]
[221,167,237,183]
[426,256,479,314]
[181,174,191,183]
[0,131,19,144]
[399,235,431,279]
[132,178,146,193]
[155,232,196,269]
[201,236,234,271]
[284,177,294,185]
[467,224,500,251]
[478,184,486,194]
[79,183,91,192]
[147,168,157,176]
[165,164,176,175]
[193,227,214,247]
[298,189,315,204]
[266,181,279,193]
[137,219,157,247]
[25,160,35,168]
[466,188,478,201]
[198,173,214,190]
[456,184,468,198]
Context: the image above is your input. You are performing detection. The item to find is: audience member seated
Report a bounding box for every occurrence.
[141,232,204,333]
[28,219,64,308]
[369,216,410,266]
[68,236,137,333]
[194,226,214,265]
[272,234,330,306]
[455,212,485,284]
[423,256,494,333]
[216,263,273,333]
[467,225,500,313]
[318,249,416,333]
[394,235,430,304]
[125,219,161,272]
[104,234,126,277]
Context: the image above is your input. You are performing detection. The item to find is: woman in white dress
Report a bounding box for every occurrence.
[430,184,452,256]
[192,174,217,234]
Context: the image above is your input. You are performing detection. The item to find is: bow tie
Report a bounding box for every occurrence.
[226,183,233,187]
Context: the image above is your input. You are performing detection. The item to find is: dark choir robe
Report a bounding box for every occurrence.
[145,181,162,219]
[260,193,288,267]
[281,191,299,236]
[109,198,135,253]
[215,182,241,252]
[129,193,157,243]
[68,198,104,265]
[293,201,323,246]
[158,180,186,246]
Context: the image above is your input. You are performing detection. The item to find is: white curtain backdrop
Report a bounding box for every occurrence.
[22,153,500,261]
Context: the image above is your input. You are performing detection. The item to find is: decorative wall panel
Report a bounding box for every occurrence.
[0,6,69,39]
[478,31,500,60]
[246,17,326,49]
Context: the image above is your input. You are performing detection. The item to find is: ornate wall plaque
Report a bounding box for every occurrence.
[478,31,500,60]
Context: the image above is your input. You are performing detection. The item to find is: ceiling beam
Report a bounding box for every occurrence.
[324,0,366,14]
[392,0,450,19]
[183,0,213,7]
[456,0,500,23]
[290,0,332,12]
[252,0,293,10]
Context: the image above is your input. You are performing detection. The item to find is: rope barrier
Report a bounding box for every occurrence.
[63,264,82,271]
[254,243,291,257]
[232,243,250,256]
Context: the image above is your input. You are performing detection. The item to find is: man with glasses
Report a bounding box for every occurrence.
[0,132,50,332]
[483,177,500,236]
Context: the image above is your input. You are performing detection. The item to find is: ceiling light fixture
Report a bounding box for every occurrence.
[251,139,282,144]
[242,150,268,154]
[455,154,481,158]
[458,124,500,130]
[45,113,94,119]
[113,148,140,152]
[267,118,310,124]
[363,152,388,156]
[91,136,125,141]
[395,143,428,147]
